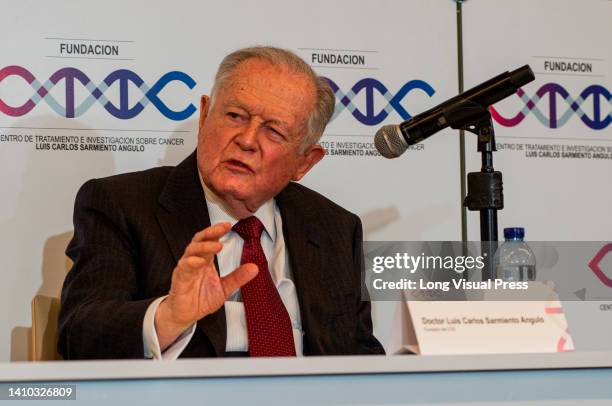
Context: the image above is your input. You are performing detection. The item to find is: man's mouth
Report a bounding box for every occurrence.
[224,159,254,174]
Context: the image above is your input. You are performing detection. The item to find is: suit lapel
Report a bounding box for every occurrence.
[276,183,324,355]
[155,151,226,356]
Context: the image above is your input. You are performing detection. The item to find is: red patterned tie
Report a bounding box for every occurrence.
[233,216,296,357]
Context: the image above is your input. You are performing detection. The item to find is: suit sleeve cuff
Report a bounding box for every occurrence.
[143,296,196,360]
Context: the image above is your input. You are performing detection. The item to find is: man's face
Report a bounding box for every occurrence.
[197,59,325,216]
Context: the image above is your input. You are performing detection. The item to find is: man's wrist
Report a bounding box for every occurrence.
[155,299,193,350]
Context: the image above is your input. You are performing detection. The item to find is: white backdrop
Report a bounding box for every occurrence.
[463,0,612,240]
[0,0,460,361]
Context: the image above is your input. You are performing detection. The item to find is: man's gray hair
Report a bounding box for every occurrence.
[211,46,336,151]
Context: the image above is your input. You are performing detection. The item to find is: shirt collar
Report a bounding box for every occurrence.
[198,171,276,242]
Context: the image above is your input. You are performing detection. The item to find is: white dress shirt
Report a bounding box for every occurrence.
[142,178,303,359]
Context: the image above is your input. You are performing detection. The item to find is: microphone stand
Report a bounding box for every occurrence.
[443,100,504,280]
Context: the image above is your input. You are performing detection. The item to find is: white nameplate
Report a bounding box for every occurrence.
[389,282,574,355]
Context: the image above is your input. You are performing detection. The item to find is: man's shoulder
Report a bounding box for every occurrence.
[280,182,358,222]
[75,165,176,211]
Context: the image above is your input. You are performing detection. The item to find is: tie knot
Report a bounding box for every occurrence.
[233,216,264,240]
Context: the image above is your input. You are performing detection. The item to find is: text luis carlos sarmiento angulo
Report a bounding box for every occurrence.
[370,253,529,291]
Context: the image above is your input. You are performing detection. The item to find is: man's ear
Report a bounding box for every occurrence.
[198,95,210,130]
[293,144,326,181]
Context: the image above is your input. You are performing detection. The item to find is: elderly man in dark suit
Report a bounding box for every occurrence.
[58,46,384,359]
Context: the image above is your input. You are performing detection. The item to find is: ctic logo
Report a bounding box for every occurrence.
[490,83,611,130]
[324,77,435,126]
[0,66,196,121]
[589,243,612,288]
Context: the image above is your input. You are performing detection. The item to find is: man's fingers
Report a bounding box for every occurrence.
[174,224,230,284]
[192,222,232,243]
[177,256,206,274]
[184,241,223,258]
[220,263,258,298]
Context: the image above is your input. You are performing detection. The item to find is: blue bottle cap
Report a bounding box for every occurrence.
[504,227,525,240]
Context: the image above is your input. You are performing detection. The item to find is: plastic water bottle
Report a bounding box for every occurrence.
[493,227,536,281]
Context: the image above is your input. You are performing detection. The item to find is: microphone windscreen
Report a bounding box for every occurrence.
[374,125,406,158]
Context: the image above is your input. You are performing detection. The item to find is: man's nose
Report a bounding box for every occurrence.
[234,121,259,151]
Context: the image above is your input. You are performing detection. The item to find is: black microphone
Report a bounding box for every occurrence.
[374,65,535,158]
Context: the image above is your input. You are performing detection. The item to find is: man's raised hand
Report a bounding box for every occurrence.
[154,222,258,350]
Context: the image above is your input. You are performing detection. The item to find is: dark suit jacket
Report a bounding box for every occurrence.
[58,151,384,359]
